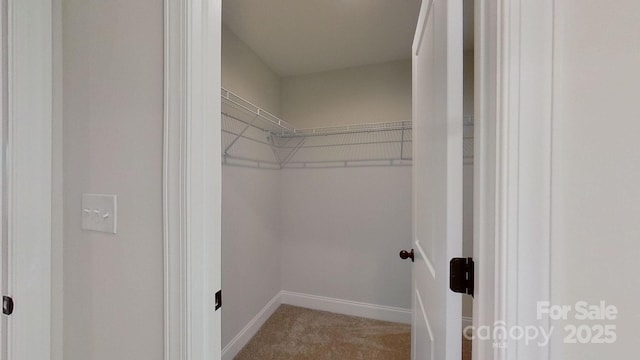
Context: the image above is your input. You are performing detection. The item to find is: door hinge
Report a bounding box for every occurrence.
[3,296,14,315]
[449,257,474,297]
[215,290,222,311]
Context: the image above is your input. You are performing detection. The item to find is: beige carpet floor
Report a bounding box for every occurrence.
[234,304,472,360]
[462,338,471,360]
[235,305,411,359]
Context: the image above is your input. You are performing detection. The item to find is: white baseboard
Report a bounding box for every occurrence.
[280,290,412,324]
[221,293,282,360]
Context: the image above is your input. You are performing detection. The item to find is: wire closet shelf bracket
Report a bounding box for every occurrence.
[221,88,472,169]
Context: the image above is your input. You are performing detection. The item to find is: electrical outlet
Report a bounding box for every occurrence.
[82,194,117,234]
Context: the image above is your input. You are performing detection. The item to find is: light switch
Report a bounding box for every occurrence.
[82,194,117,234]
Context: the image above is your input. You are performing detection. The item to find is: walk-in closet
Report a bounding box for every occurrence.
[221,1,475,359]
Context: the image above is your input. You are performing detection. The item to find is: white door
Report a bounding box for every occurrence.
[411,0,463,359]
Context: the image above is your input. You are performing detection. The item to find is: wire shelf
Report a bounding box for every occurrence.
[280,120,412,137]
[221,88,473,169]
[221,88,294,133]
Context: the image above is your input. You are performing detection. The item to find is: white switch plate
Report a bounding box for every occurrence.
[82,194,117,234]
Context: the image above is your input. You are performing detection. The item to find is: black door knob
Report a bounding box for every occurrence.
[399,249,414,262]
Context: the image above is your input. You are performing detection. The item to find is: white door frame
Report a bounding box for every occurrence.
[163,0,222,360]
[160,0,556,359]
[4,0,53,359]
[474,0,553,359]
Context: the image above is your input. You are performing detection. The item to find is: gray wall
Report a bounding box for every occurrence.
[280,167,413,309]
[62,1,164,359]
[551,0,640,357]
[281,60,412,128]
[221,26,284,349]
[222,25,282,116]
[222,167,282,346]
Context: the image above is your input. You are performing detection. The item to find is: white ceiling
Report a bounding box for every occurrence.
[223,0,474,77]
[223,0,423,77]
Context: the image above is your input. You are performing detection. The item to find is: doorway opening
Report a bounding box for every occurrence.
[220,1,475,359]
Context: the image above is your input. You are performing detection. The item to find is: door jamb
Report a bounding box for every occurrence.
[4,0,53,358]
[474,0,553,359]
[164,1,223,359]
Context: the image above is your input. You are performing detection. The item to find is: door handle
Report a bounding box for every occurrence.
[399,249,414,262]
